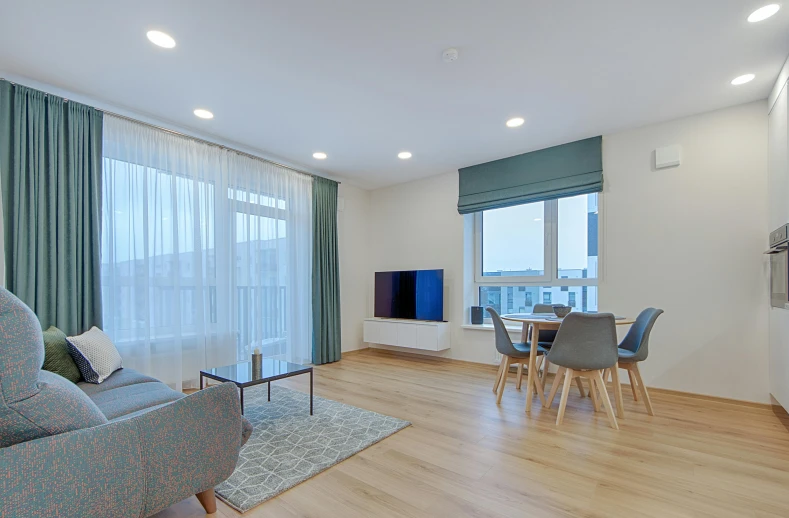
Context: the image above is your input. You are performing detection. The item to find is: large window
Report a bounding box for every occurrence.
[100,114,313,389]
[476,193,598,316]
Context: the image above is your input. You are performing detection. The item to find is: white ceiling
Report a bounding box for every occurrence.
[1,1,788,189]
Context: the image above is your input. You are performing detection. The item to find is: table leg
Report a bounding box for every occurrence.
[525,323,537,413]
[310,369,314,416]
[520,322,530,349]
[268,381,271,401]
[199,373,203,390]
[611,362,625,419]
[240,386,244,416]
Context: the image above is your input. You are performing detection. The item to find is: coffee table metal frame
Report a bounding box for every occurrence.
[199,361,313,416]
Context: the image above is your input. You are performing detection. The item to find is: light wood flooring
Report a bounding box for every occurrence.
[155,348,789,518]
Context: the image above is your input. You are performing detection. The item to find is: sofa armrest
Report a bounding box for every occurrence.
[0,382,243,518]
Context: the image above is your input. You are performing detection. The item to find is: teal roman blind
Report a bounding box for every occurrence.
[457,136,603,214]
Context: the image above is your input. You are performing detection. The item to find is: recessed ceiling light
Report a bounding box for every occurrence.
[506,117,525,128]
[731,74,755,86]
[146,30,176,49]
[398,151,412,159]
[534,218,542,222]
[193,109,214,119]
[748,4,780,22]
[313,152,327,160]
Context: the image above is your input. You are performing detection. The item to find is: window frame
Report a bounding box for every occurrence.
[473,195,600,314]
[474,200,553,284]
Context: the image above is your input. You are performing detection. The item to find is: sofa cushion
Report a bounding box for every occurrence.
[90,381,184,420]
[42,326,82,383]
[77,368,159,398]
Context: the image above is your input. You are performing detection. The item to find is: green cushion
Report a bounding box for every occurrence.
[42,326,82,383]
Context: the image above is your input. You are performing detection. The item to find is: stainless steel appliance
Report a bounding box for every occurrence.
[766,224,789,308]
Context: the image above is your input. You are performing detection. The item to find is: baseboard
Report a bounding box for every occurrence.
[643,386,771,410]
[349,348,774,410]
[341,347,370,357]
[359,347,498,371]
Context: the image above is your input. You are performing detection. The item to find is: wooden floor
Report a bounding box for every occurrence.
[154,349,789,518]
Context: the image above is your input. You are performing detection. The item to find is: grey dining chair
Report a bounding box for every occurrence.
[610,308,664,416]
[545,312,621,429]
[488,307,548,405]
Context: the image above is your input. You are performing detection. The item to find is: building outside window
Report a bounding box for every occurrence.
[476,193,598,318]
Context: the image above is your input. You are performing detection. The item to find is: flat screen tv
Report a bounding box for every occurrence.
[374,269,444,322]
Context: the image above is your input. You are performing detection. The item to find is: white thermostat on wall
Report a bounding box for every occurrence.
[655,145,682,169]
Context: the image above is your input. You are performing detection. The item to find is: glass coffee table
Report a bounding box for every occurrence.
[200,359,313,415]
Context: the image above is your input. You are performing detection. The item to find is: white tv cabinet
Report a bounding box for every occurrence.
[363,318,450,352]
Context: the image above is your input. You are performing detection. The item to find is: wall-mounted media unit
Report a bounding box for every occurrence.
[374,269,444,322]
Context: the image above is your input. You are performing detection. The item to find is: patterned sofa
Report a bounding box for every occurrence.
[0,288,252,517]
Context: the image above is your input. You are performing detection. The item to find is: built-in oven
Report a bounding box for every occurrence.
[766,224,789,308]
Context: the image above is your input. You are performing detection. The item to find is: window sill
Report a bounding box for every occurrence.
[461,324,523,333]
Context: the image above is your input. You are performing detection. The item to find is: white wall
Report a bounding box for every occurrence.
[337,183,372,352]
[601,101,769,403]
[364,101,771,403]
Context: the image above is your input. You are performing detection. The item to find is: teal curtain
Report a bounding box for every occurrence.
[457,136,603,214]
[0,80,103,335]
[312,176,341,364]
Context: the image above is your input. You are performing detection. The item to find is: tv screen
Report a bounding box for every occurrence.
[374,269,444,322]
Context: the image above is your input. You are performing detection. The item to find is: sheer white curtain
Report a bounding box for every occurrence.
[101,115,313,389]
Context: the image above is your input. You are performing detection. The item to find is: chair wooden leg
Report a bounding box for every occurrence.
[496,356,511,404]
[594,371,619,430]
[632,363,654,416]
[588,374,601,412]
[196,488,217,514]
[610,363,625,419]
[547,366,566,408]
[516,363,524,389]
[626,367,639,401]
[575,377,586,397]
[493,356,507,393]
[542,357,551,381]
[556,368,574,425]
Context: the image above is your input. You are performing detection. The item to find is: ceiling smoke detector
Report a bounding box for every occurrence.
[442,48,459,63]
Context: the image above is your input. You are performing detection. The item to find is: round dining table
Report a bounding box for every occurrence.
[501,313,635,414]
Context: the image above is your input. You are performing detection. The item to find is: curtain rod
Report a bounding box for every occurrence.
[0,77,338,184]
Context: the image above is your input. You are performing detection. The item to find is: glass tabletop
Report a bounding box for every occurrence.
[201,359,311,385]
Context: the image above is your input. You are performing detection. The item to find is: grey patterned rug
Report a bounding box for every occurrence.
[215,384,410,513]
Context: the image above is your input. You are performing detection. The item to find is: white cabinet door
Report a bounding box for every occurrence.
[416,325,439,351]
[363,321,379,344]
[397,324,418,348]
[379,322,398,346]
[769,82,789,228]
[769,82,789,410]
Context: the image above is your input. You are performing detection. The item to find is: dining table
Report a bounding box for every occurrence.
[501,313,635,415]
